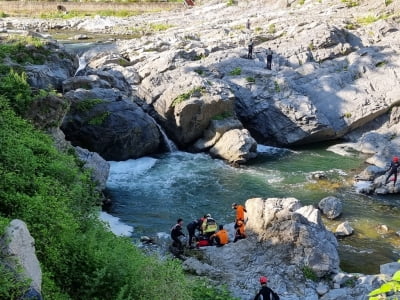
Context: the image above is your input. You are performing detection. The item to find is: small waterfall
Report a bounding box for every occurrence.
[155,122,178,152]
[74,54,87,77]
[147,115,177,152]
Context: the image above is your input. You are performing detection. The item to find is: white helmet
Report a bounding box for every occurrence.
[206,213,211,218]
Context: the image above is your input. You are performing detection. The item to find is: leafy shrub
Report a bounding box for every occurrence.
[0,11,8,18]
[274,81,281,92]
[0,263,30,300]
[341,0,359,7]
[369,269,400,299]
[0,70,32,115]
[268,23,276,34]
[172,87,205,107]
[88,112,110,125]
[246,76,255,83]
[76,98,104,112]
[192,279,239,300]
[302,266,318,281]
[229,67,242,76]
[356,15,379,25]
[149,23,174,31]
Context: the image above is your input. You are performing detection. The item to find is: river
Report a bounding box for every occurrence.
[104,143,400,275]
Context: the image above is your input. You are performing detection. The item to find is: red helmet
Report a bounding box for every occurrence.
[259,276,268,284]
[393,156,399,162]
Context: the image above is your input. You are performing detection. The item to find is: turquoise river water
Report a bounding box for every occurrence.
[104,143,400,275]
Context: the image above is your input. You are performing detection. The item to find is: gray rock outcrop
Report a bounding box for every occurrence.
[0,220,42,295]
[61,98,161,161]
[75,146,110,191]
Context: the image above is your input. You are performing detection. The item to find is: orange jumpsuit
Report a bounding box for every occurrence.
[211,229,229,245]
[235,205,246,222]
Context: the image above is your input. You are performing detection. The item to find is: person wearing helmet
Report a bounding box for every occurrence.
[201,214,218,239]
[254,276,280,300]
[385,156,400,185]
[232,203,247,228]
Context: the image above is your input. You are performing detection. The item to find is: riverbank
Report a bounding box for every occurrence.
[0,1,181,17]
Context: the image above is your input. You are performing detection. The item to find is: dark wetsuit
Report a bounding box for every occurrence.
[254,285,279,300]
[186,219,202,247]
[385,161,400,185]
[171,223,185,249]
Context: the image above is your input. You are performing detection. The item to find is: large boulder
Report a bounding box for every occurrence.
[139,71,236,148]
[61,99,161,161]
[0,220,42,297]
[25,94,69,130]
[246,197,339,277]
[209,128,257,164]
[24,40,77,91]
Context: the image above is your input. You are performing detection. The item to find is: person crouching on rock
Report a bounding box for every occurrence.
[201,214,218,240]
[171,218,185,250]
[233,220,246,242]
[210,224,229,247]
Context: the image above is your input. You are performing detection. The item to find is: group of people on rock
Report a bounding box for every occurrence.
[170,202,248,250]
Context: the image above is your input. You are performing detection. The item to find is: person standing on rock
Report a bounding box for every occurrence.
[266,47,273,70]
[186,217,203,248]
[232,203,246,228]
[246,19,251,30]
[171,218,185,250]
[254,276,280,300]
[385,156,400,185]
[248,39,254,59]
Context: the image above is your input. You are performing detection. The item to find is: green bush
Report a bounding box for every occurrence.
[0,263,30,300]
[172,87,205,107]
[229,67,242,76]
[0,70,32,115]
[302,266,318,281]
[341,0,359,7]
[369,269,400,299]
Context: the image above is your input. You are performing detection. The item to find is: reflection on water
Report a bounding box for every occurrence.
[105,145,400,274]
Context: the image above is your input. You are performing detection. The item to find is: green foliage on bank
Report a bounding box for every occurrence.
[40,9,144,19]
[369,269,400,299]
[0,36,238,300]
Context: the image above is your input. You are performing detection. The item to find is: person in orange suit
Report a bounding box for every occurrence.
[234,220,246,242]
[210,224,229,247]
[232,203,247,227]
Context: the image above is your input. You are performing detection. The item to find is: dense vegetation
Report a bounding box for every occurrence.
[0,36,237,300]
